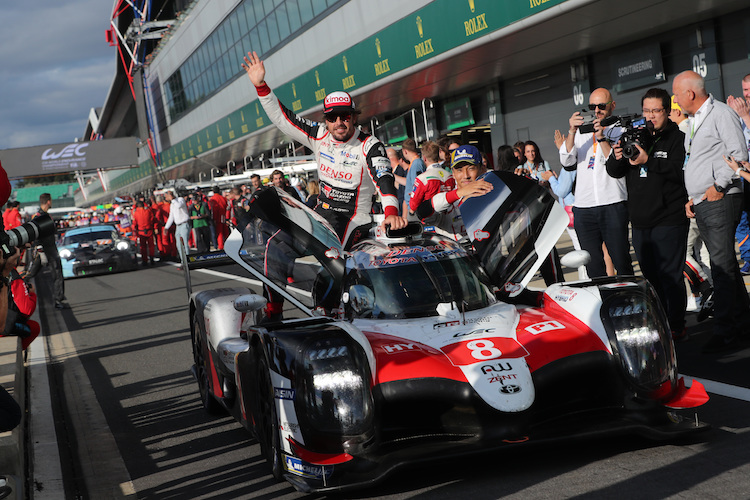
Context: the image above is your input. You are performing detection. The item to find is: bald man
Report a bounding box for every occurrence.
[559,87,633,278]
[674,70,750,353]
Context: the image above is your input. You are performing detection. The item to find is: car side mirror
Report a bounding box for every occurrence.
[560,250,591,269]
[234,294,267,312]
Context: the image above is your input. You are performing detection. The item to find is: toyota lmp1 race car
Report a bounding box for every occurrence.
[57,224,138,278]
[187,171,709,493]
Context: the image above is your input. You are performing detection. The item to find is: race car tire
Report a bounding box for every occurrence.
[251,342,283,481]
[192,313,223,415]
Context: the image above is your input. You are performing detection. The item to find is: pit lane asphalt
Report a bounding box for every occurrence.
[34,257,750,499]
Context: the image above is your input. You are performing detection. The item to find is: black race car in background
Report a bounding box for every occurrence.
[58,224,138,278]
[187,171,709,493]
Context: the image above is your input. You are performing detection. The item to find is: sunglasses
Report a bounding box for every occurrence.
[325,113,352,123]
[588,101,612,111]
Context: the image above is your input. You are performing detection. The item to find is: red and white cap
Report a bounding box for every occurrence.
[323,91,359,114]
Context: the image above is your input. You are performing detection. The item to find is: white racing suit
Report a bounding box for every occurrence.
[256,83,399,245]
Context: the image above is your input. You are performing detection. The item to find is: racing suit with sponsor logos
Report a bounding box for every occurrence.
[255,83,399,244]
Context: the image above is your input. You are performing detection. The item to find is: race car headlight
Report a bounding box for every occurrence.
[297,337,373,437]
[59,249,72,259]
[116,241,130,251]
[601,292,676,393]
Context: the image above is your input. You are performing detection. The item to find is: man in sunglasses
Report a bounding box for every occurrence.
[242,51,405,246]
[559,88,633,278]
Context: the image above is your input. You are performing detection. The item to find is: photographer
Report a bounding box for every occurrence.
[606,88,688,340]
[33,193,68,309]
[559,88,632,278]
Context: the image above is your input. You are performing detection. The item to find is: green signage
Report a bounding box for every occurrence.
[156,0,569,170]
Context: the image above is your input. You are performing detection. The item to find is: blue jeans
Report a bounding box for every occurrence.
[694,194,750,337]
[175,222,190,263]
[734,210,750,263]
[573,201,634,278]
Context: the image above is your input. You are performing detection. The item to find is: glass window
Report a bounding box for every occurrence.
[326,0,337,6]
[216,26,228,55]
[229,12,242,42]
[254,1,265,23]
[249,28,261,56]
[235,40,247,71]
[257,20,271,54]
[266,11,280,47]
[263,0,275,16]
[275,3,290,40]
[286,0,302,32]
[298,0,313,24]
[311,0,327,16]
[241,1,256,28]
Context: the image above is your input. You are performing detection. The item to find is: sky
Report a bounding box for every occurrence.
[0,0,117,151]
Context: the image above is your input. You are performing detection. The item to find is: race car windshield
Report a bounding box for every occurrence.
[63,230,117,245]
[347,245,495,319]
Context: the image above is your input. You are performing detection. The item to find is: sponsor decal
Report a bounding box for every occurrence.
[88,258,104,265]
[453,327,496,338]
[381,343,419,354]
[433,320,461,329]
[473,229,490,241]
[320,163,354,181]
[525,320,565,335]
[320,151,335,163]
[553,289,578,302]
[280,421,300,434]
[339,150,359,159]
[481,361,513,374]
[465,316,492,324]
[284,456,333,479]
[488,373,518,384]
[274,388,295,400]
[499,384,522,394]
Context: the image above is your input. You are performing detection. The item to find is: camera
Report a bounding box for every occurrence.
[0,213,55,258]
[617,115,652,159]
[578,109,597,134]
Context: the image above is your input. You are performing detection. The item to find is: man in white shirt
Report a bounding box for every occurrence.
[559,88,633,277]
[164,190,190,263]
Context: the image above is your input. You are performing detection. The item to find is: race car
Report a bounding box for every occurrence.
[187,171,709,493]
[57,224,138,278]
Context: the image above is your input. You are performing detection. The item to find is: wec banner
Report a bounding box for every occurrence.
[0,137,138,179]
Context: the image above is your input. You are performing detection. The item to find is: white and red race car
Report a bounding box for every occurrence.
[187,171,708,493]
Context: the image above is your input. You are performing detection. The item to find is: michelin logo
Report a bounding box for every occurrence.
[285,456,333,479]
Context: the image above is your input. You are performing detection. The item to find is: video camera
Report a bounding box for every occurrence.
[0,213,55,259]
[611,114,652,159]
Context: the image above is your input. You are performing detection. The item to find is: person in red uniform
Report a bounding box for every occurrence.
[1,247,39,351]
[2,202,22,230]
[131,200,156,265]
[209,188,228,250]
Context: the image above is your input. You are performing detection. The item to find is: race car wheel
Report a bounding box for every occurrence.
[251,343,283,481]
[192,314,223,415]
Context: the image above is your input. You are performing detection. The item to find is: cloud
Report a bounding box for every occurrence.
[0,0,116,150]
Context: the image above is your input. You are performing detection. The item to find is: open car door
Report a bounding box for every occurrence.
[224,187,347,316]
[459,171,569,297]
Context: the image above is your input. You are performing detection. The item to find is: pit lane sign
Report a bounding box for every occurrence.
[0,137,138,179]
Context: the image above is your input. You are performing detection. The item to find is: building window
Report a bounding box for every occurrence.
[164,0,346,122]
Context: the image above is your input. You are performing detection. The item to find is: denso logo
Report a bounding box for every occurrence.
[41,143,88,160]
[320,163,353,180]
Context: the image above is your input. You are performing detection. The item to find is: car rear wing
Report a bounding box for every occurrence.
[180,248,236,297]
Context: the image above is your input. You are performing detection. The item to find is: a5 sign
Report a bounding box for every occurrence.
[440,337,529,366]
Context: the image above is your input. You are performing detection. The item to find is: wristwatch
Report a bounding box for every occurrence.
[713,183,727,194]
[596,136,608,143]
